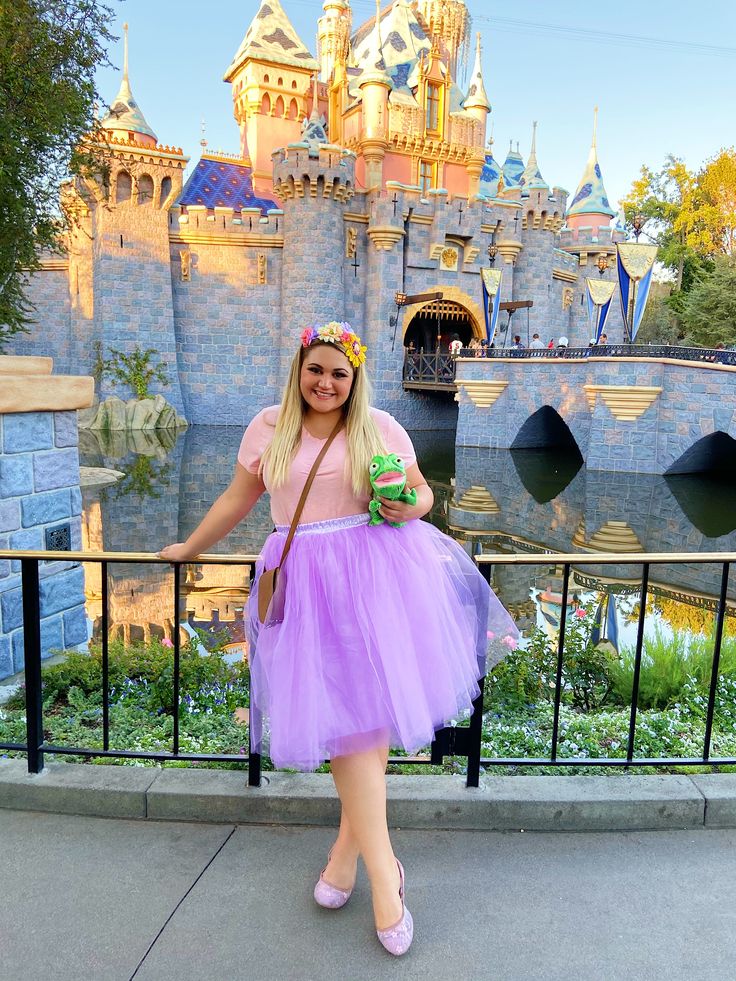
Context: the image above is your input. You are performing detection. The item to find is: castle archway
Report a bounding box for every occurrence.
[665,431,736,477]
[511,405,582,454]
[401,286,484,352]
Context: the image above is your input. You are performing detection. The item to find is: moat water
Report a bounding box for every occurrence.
[77,425,736,656]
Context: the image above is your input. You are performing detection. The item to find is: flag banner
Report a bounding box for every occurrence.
[590,590,620,652]
[585,278,616,341]
[631,261,655,341]
[616,243,658,339]
[481,268,503,344]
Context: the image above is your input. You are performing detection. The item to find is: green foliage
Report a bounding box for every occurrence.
[488,609,616,713]
[102,346,169,400]
[610,626,736,710]
[6,635,250,716]
[112,454,171,501]
[679,257,736,347]
[0,0,114,346]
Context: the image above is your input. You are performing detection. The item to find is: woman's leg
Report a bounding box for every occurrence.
[323,745,389,889]
[330,746,402,931]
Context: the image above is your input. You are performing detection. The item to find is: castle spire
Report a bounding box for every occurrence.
[360,0,390,83]
[464,32,490,112]
[567,106,615,221]
[101,22,157,145]
[519,120,547,192]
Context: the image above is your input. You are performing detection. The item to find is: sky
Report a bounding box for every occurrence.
[95,0,736,211]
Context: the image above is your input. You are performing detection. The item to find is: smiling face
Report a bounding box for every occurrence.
[299,342,355,416]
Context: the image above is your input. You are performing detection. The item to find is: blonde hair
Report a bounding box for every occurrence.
[261,341,386,495]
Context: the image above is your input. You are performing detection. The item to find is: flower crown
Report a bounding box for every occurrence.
[300,321,367,369]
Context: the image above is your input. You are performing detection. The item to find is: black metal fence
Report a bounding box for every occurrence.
[404,345,736,383]
[2,549,735,788]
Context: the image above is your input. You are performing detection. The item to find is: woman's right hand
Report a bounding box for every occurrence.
[158,542,198,563]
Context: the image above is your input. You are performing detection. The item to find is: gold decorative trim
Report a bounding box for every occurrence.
[552,267,578,283]
[37,258,69,271]
[496,239,523,265]
[572,517,644,554]
[343,212,370,224]
[366,225,405,252]
[409,213,434,225]
[454,486,500,513]
[170,233,284,248]
[456,380,508,407]
[583,384,662,421]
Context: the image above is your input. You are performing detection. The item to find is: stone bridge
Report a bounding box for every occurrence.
[453,353,736,475]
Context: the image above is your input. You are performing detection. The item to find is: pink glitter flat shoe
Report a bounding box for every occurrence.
[376,859,413,956]
[313,849,354,909]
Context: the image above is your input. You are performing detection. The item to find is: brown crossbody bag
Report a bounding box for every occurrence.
[257,417,344,625]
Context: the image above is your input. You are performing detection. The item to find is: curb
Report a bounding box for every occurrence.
[3,761,736,831]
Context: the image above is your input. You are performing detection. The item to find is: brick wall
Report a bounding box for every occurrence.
[0,411,86,680]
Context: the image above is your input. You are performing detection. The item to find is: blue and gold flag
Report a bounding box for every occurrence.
[586,278,616,341]
[481,268,503,344]
[616,243,658,341]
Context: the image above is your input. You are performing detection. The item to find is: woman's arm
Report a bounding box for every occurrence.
[159,464,266,561]
[377,462,433,524]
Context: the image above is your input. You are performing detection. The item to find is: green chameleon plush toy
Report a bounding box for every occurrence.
[368,453,417,527]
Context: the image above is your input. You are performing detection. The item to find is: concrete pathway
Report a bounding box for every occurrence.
[2,808,736,981]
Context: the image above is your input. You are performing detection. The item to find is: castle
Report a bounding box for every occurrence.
[12,0,626,429]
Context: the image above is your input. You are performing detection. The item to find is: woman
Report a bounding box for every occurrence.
[160,322,518,956]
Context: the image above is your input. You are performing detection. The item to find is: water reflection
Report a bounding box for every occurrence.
[78,426,736,652]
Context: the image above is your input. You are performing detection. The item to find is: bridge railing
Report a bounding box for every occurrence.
[2,549,735,788]
[404,345,736,382]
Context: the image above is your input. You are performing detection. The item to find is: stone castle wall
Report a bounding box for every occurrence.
[10,148,638,435]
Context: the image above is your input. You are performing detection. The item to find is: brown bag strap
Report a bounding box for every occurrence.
[277,416,344,568]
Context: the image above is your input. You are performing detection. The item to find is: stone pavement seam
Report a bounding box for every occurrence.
[128,825,237,981]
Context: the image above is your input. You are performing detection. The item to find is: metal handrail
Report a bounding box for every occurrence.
[2,549,735,786]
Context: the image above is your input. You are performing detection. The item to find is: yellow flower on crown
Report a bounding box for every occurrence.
[301,321,367,368]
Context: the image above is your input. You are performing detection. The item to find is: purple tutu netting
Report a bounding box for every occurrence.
[246,513,518,771]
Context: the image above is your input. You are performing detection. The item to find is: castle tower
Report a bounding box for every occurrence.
[565,108,616,234]
[225,0,320,197]
[358,0,391,190]
[74,24,187,413]
[413,0,471,79]
[499,141,524,199]
[272,143,356,383]
[463,32,490,198]
[318,0,351,82]
[510,129,569,344]
[560,109,624,343]
[519,122,545,193]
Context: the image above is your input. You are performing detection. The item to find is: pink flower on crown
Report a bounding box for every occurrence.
[300,327,317,347]
[501,634,518,649]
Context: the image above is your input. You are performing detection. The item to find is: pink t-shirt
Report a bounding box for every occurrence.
[238,406,416,526]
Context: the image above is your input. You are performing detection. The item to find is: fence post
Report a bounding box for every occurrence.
[21,558,44,774]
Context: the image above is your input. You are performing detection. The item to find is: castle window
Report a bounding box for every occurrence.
[274,95,284,117]
[277,76,283,86]
[159,176,172,208]
[261,92,271,115]
[425,83,441,134]
[264,73,269,83]
[116,170,132,204]
[138,174,155,205]
[419,159,435,195]
[287,98,298,120]
[291,80,298,89]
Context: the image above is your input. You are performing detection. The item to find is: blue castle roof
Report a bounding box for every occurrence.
[479,152,502,198]
[177,154,277,212]
[502,144,525,188]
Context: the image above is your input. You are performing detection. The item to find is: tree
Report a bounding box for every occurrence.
[699,148,736,257]
[679,257,736,347]
[0,0,114,349]
[621,155,714,292]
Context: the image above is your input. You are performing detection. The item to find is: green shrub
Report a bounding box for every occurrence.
[488,608,617,713]
[610,627,736,710]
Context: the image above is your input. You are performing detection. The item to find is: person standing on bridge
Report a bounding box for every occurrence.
[159,322,518,957]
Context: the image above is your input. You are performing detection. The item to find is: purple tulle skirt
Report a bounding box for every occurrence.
[246,513,518,771]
